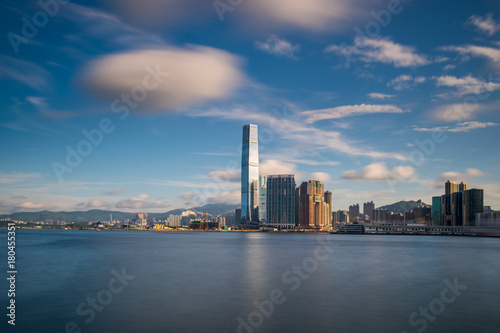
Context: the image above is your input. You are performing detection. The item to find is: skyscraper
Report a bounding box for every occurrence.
[298,180,330,228]
[266,175,296,230]
[241,124,259,224]
[258,175,267,223]
[445,180,458,195]
[324,190,333,227]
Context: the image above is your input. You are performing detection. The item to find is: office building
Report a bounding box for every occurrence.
[298,180,330,228]
[234,208,241,227]
[349,204,360,222]
[241,124,259,224]
[324,190,333,227]
[363,201,375,221]
[445,180,458,195]
[432,196,441,226]
[258,175,267,223]
[439,181,484,226]
[266,175,296,230]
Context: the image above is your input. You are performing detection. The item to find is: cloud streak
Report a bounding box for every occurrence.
[303,104,404,123]
[325,37,430,68]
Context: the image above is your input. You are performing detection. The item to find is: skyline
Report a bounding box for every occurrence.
[1,0,500,214]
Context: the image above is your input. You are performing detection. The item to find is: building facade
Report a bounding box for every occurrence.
[298,180,330,228]
[258,175,267,223]
[363,201,375,221]
[440,181,483,226]
[266,175,296,230]
[349,204,360,222]
[241,124,259,224]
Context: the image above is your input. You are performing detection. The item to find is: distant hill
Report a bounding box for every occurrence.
[378,200,428,214]
[0,203,239,223]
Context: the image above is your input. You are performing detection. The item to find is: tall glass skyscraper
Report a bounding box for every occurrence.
[241,124,259,224]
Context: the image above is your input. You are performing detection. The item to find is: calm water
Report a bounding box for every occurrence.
[0,229,499,333]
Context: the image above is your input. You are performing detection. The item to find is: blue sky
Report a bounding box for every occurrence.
[1,0,499,214]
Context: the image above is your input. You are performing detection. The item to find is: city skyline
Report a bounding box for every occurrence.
[1,0,500,214]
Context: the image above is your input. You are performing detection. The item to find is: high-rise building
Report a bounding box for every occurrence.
[298,180,327,228]
[324,190,333,227]
[234,208,241,227]
[363,201,375,221]
[459,182,467,192]
[266,175,296,230]
[440,182,483,226]
[241,124,259,224]
[445,180,458,195]
[349,204,360,222]
[258,175,267,223]
[432,196,441,226]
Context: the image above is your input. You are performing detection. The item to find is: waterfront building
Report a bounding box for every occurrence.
[349,204,360,222]
[363,201,375,221]
[241,124,259,224]
[297,180,331,228]
[432,196,441,226]
[259,175,267,223]
[266,175,296,230]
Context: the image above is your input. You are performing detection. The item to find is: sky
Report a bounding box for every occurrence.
[0,0,499,214]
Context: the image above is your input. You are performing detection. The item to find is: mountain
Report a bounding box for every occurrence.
[378,200,429,214]
[0,203,239,223]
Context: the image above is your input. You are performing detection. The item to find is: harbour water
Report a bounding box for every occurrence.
[1,229,499,332]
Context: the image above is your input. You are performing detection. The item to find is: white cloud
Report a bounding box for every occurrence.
[342,162,415,181]
[325,37,430,68]
[115,193,166,209]
[441,45,500,67]
[428,103,484,122]
[413,121,497,133]
[443,64,456,71]
[367,93,395,100]
[255,35,300,59]
[387,75,426,90]
[208,190,240,205]
[438,168,484,183]
[80,47,244,112]
[105,188,124,195]
[435,74,500,97]
[260,159,301,177]
[107,0,378,32]
[206,169,240,182]
[467,14,500,36]
[245,0,376,32]
[0,172,41,184]
[18,201,46,209]
[310,172,331,183]
[303,104,404,123]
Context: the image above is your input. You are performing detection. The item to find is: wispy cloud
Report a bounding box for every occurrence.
[367,93,395,100]
[325,37,430,68]
[413,121,497,133]
[303,104,404,123]
[467,14,500,36]
[0,172,41,184]
[192,105,408,160]
[387,74,426,91]
[342,162,415,181]
[435,74,500,97]
[255,35,300,59]
[0,55,51,92]
[441,44,500,67]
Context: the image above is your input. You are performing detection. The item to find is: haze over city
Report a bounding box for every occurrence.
[1,0,499,215]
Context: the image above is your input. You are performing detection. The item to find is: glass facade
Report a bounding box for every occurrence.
[266,175,296,228]
[432,196,441,226]
[241,124,259,224]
